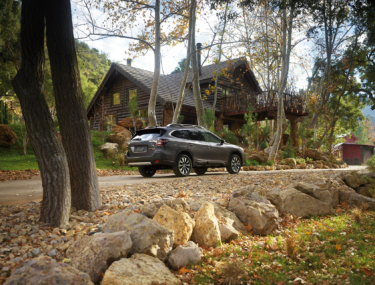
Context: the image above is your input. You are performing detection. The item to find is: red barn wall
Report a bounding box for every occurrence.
[342,144,362,165]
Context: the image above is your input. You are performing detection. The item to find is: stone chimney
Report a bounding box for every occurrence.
[197,43,202,76]
[127,58,132,66]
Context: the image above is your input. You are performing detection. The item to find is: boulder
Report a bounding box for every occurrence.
[141,198,190,219]
[101,254,181,285]
[293,182,333,206]
[263,147,271,154]
[103,211,173,261]
[282,158,296,167]
[4,256,93,285]
[247,153,268,164]
[229,193,279,236]
[339,190,375,209]
[280,188,334,218]
[153,205,195,247]
[188,200,247,235]
[117,117,143,130]
[343,172,366,189]
[338,185,356,193]
[111,125,126,134]
[218,217,240,242]
[66,231,132,283]
[304,149,322,160]
[356,185,373,198]
[191,202,221,247]
[100,143,118,157]
[107,129,132,148]
[0,124,17,148]
[167,241,202,270]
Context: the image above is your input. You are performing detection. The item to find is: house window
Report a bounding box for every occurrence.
[222,88,229,97]
[103,115,116,132]
[129,89,137,103]
[113,93,121,105]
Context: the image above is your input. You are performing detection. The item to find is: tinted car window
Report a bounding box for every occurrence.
[201,132,221,143]
[171,130,189,139]
[188,130,205,141]
[132,133,160,141]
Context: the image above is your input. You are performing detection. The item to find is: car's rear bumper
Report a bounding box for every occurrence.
[126,151,174,166]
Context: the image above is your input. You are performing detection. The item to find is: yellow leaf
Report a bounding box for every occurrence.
[335,244,342,250]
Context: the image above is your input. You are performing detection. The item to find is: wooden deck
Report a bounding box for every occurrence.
[220,90,307,120]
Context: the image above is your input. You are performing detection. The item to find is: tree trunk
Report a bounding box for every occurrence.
[12,0,70,227]
[45,0,101,211]
[148,0,160,127]
[212,0,229,115]
[190,0,206,127]
[268,2,294,161]
[172,0,194,124]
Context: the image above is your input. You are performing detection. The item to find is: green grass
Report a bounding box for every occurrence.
[184,208,375,284]
[0,124,136,171]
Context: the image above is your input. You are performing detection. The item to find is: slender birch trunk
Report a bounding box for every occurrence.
[190,0,206,127]
[148,0,160,126]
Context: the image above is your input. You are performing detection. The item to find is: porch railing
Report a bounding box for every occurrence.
[220,90,305,114]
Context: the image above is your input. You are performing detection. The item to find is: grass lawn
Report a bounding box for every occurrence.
[0,124,137,171]
[178,206,375,284]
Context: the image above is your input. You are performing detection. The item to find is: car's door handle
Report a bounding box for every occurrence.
[188,144,194,147]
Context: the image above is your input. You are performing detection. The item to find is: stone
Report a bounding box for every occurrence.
[280,188,334,218]
[327,188,340,207]
[103,211,173,261]
[247,153,268,164]
[343,172,367,189]
[107,129,132,149]
[338,185,356,193]
[117,117,143,130]
[356,185,373,198]
[339,190,375,209]
[153,205,195,247]
[66,231,132,283]
[47,249,57,258]
[99,143,118,157]
[141,198,190,218]
[229,193,279,236]
[218,217,240,242]
[191,202,221,247]
[263,147,271,154]
[293,182,333,206]
[0,124,17,148]
[4,256,93,285]
[282,158,296,167]
[167,241,202,270]
[101,254,181,285]
[188,200,248,235]
[31,248,41,257]
[304,149,322,160]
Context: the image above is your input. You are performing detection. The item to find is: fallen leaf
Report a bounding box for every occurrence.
[244,223,252,232]
[361,268,373,275]
[335,244,342,250]
[179,266,190,273]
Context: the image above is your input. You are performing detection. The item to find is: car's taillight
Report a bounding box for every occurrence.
[155,139,168,145]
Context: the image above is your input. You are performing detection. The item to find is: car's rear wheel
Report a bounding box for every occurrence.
[194,167,207,175]
[226,154,241,174]
[138,166,157,177]
[173,154,192,177]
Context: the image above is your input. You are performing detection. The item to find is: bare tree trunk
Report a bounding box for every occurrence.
[190,0,205,127]
[148,0,160,127]
[172,1,194,123]
[45,0,101,211]
[268,2,294,161]
[212,0,229,115]
[12,0,70,227]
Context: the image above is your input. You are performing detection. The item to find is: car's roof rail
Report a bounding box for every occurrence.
[166,123,205,129]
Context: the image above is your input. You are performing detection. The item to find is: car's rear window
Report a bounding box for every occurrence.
[132,129,165,141]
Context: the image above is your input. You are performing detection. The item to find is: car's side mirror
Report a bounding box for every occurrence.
[220,139,225,145]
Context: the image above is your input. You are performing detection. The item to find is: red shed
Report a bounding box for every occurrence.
[337,133,375,165]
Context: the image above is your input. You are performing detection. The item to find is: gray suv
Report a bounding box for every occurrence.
[126,124,246,177]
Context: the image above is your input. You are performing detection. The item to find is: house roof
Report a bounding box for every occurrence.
[87,58,260,116]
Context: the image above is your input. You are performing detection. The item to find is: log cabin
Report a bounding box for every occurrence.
[87,46,307,141]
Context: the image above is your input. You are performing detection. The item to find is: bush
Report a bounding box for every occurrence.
[260,140,269,150]
[266,160,274,166]
[283,147,296,159]
[366,155,375,173]
[220,129,239,145]
[246,159,259,166]
[106,148,116,159]
[296,157,305,165]
[306,157,313,163]
[243,137,249,147]
[117,153,125,166]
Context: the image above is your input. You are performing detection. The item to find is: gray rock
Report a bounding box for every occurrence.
[219,218,240,242]
[3,235,11,242]
[103,211,173,261]
[343,172,367,189]
[168,241,202,270]
[31,248,41,257]
[355,185,373,198]
[339,190,375,209]
[141,198,190,218]
[47,249,57,258]
[66,231,132,283]
[3,256,93,285]
[293,182,333,206]
[101,254,181,285]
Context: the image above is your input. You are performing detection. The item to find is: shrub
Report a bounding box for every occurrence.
[243,137,249,147]
[260,140,269,150]
[286,235,298,259]
[266,160,274,166]
[352,207,362,224]
[261,162,267,166]
[117,153,125,166]
[306,157,313,163]
[296,157,305,165]
[106,148,116,159]
[246,159,259,166]
[220,129,239,145]
[366,155,375,173]
[283,147,296,159]
[222,253,246,285]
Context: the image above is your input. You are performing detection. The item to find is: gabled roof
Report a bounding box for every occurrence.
[87,58,260,116]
